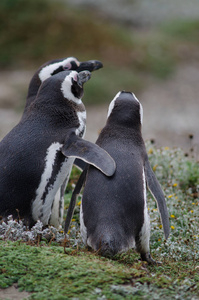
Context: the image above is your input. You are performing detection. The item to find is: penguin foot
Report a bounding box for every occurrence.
[140,252,161,265]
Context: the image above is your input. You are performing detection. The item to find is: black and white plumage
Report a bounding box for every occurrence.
[66,91,170,264]
[23,56,103,118]
[19,56,102,227]
[0,70,115,228]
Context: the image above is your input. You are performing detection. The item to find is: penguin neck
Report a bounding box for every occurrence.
[26,74,41,108]
[107,117,142,132]
[98,122,143,145]
[27,95,84,131]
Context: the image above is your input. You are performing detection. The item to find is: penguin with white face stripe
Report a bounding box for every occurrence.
[23,56,103,118]
[66,91,170,264]
[0,70,115,228]
[21,57,103,227]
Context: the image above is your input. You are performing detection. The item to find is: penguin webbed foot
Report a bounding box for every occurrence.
[140,252,161,265]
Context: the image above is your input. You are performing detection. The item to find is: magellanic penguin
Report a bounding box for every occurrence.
[0,71,115,228]
[21,56,103,226]
[66,91,170,264]
[23,56,103,117]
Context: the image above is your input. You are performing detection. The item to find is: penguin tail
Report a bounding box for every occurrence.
[97,238,119,258]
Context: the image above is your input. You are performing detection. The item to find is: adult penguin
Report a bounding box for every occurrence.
[65,91,170,264]
[22,56,102,226]
[0,71,115,228]
[23,56,103,117]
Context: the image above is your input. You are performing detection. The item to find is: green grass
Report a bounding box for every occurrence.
[0,144,198,299]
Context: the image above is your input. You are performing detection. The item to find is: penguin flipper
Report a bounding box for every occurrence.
[74,158,87,170]
[144,158,170,239]
[61,132,116,176]
[64,168,87,234]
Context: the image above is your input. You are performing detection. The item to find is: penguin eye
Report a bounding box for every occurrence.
[63,63,71,70]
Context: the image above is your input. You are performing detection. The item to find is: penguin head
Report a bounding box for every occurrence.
[38,57,102,82]
[26,57,102,109]
[107,91,143,127]
[61,70,91,103]
[38,57,80,82]
[76,60,103,72]
[34,70,91,106]
[32,70,91,132]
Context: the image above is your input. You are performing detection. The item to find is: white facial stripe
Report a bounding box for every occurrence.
[139,168,150,253]
[61,71,82,105]
[132,93,143,125]
[32,142,63,223]
[132,92,139,103]
[65,57,80,68]
[107,91,121,118]
[75,111,86,137]
[139,103,143,125]
[107,91,143,125]
[39,57,78,82]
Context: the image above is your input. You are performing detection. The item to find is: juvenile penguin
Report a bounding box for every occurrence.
[66,91,170,264]
[0,71,115,228]
[23,56,103,117]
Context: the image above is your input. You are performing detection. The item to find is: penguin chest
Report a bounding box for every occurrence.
[31,142,74,225]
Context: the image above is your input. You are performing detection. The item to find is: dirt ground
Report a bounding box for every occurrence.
[0,285,31,300]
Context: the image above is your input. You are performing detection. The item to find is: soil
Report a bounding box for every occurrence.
[0,285,31,300]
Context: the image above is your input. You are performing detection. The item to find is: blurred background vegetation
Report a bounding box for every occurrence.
[1,0,199,106]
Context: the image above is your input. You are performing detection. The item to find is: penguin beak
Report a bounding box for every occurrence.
[77,71,91,87]
[77,60,103,72]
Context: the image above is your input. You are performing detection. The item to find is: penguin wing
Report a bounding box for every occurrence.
[64,168,87,234]
[61,132,116,176]
[74,158,87,170]
[144,158,170,239]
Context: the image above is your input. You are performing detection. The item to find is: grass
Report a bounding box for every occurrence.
[0,144,198,299]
